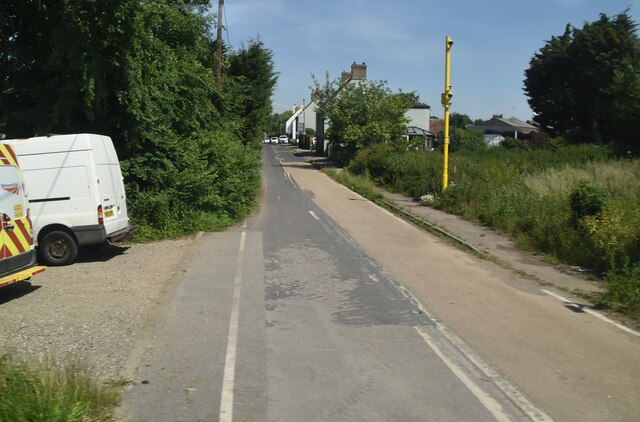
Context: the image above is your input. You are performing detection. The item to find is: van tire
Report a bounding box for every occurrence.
[39,231,79,266]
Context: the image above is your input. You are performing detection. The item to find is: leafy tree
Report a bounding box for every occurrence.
[524,11,640,145]
[227,39,278,144]
[312,74,417,162]
[450,112,472,128]
[0,0,276,236]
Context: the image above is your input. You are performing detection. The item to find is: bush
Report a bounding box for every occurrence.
[569,181,606,221]
[345,143,640,315]
[604,264,640,317]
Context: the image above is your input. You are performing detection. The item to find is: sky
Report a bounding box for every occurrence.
[223,0,638,122]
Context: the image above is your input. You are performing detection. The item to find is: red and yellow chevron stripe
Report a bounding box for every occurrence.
[0,144,33,257]
[1,218,32,257]
[0,144,19,166]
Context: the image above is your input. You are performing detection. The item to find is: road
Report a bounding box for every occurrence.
[117,145,640,421]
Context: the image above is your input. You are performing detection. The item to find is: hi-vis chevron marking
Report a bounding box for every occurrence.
[0,144,19,167]
[0,144,33,258]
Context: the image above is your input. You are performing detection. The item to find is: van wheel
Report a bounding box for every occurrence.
[39,231,79,266]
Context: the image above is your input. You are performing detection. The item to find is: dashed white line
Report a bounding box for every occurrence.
[219,227,247,422]
[542,289,640,337]
[308,210,320,221]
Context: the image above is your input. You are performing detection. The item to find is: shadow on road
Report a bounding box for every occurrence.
[76,242,131,263]
[0,281,41,305]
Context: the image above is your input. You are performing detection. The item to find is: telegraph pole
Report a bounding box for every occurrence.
[441,36,453,191]
[215,0,224,87]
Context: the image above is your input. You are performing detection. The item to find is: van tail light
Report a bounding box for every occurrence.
[97,205,104,225]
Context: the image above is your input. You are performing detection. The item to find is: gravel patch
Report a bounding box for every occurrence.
[0,237,194,380]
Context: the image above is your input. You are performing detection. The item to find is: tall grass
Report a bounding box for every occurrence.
[0,353,121,422]
[347,144,640,316]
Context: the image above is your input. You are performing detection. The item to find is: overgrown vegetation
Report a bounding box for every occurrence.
[0,0,277,238]
[0,353,121,422]
[347,143,640,317]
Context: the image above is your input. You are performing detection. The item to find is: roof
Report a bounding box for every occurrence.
[407,126,434,137]
[468,117,538,135]
[492,117,537,130]
[285,108,304,132]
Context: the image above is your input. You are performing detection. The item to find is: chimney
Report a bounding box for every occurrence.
[340,71,352,83]
[351,62,367,80]
[311,90,319,102]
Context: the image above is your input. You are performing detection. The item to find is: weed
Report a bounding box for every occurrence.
[0,353,121,422]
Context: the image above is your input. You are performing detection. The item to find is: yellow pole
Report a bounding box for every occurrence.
[441,36,453,191]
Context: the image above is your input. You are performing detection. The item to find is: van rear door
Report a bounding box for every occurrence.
[0,164,33,274]
[93,136,129,237]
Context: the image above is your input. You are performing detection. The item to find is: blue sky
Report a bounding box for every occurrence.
[224,0,638,121]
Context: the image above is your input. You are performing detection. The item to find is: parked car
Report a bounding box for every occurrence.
[270,137,278,144]
[278,135,289,144]
[1,133,135,266]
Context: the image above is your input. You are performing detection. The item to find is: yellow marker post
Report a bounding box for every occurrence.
[441,36,453,191]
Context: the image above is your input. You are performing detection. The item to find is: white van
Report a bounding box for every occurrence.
[1,134,134,265]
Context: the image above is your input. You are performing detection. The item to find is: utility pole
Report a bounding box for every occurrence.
[216,0,224,87]
[441,36,453,191]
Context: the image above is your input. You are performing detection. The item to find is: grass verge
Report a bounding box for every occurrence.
[0,353,122,422]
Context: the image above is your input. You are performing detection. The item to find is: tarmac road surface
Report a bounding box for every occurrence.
[117,145,639,421]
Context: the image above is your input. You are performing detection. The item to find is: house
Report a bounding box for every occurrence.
[406,126,436,150]
[291,61,435,155]
[429,117,444,137]
[468,116,538,139]
[404,103,434,149]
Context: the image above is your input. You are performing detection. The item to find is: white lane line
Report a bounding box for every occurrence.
[415,327,512,422]
[219,227,247,422]
[308,210,320,221]
[396,281,552,421]
[283,170,297,188]
[542,289,640,337]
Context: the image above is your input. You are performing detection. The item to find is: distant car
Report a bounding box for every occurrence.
[270,137,278,144]
[279,135,288,144]
[263,137,270,144]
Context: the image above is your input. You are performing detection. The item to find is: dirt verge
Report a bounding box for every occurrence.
[0,237,193,380]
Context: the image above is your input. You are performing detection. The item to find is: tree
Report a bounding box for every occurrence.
[312,74,417,162]
[0,0,275,235]
[227,39,278,144]
[449,112,472,128]
[524,11,640,145]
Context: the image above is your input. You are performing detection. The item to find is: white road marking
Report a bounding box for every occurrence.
[308,210,320,220]
[542,289,640,337]
[415,327,512,422]
[219,227,247,422]
[394,280,552,421]
[283,170,297,188]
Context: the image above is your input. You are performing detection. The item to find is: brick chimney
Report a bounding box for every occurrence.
[340,71,352,83]
[351,62,367,80]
